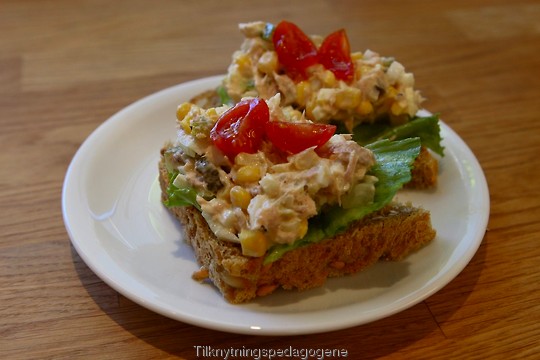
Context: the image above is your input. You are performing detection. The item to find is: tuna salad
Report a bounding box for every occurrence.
[223,21,425,131]
[162,95,379,257]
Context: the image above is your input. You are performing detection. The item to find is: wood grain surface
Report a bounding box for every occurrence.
[1,0,539,359]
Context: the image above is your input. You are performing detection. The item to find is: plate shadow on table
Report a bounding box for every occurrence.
[70,237,486,359]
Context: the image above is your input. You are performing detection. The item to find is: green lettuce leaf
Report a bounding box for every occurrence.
[163,171,201,211]
[216,85,234,106]
[342,114,444,156]
[263,137,421,264]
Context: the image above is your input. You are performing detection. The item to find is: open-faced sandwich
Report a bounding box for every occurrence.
[159,94,436,303]
[195,20,443,189]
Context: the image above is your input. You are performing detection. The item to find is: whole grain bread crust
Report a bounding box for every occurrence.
[159,158,436,303]
[407,145,438,188]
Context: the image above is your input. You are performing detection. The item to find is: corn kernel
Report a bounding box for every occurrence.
[235,54,252,76]
[205,108,218,122]
[295,81,311,106]
[391,101,405,116]
[298,219,308,239]
[180,119,191,134]
[239,229,268,257]
[386,86,398,98]
[235,165,262,183]
[305,100,315,120]
[257,51,278,74]
[176,103,192,121]
[322,70,337,87]
[177,103,193,133]
[357,100,374,115]
[235,152,262,166]
[335,88,361,109]
[355,68,363,79]
[351,51,363,61]
[230,186,251,209]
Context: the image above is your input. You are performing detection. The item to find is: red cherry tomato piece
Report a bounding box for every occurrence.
[265,121,336,154]
[318,29,354,82]
[272,21,319,81]
[210,98,269,160]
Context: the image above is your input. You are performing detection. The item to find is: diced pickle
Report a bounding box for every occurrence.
[195,158,223,193]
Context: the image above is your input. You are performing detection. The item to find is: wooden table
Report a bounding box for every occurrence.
[2,0,539,358]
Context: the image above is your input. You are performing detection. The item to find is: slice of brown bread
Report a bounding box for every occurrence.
[407,146,438,188]
[188,89,439,189]
[159,158,436,304]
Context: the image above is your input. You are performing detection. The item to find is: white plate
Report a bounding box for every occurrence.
[62,75,489,335]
